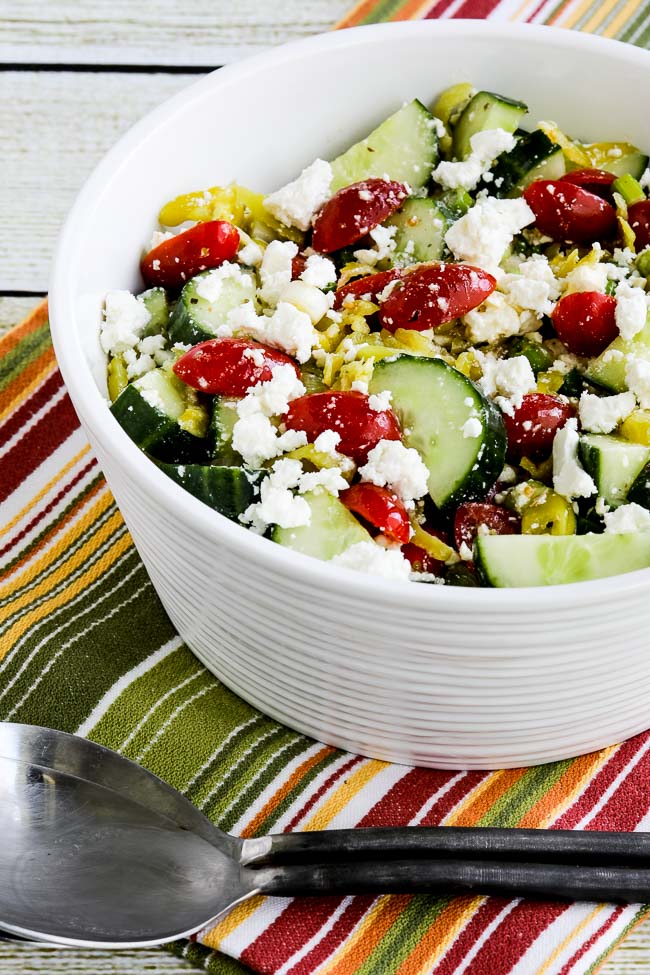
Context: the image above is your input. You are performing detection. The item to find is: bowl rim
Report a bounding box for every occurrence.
[49,18,650,612]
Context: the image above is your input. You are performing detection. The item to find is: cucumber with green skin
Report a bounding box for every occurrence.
[628,459,650,510]
[168,268,257,346]
[476,532,650,587]
[368,356,507,510]
[157,464,264,521]
[140,287,170,335]
[110,366,207,463]
[272,490,372,558]
[452,91,528,161]
[329,99,439,193]
[484,129,565,197]
[578,434,650,508]
[385,198,447,265]
[209,397,241,465]
[584,318,650,392]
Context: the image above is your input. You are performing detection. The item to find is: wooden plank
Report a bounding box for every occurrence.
[0,0,351,66]
[2,70,194,292]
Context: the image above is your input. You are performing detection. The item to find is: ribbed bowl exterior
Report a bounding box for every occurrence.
[50,22,650,769]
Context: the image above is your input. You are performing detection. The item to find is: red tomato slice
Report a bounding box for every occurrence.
[504,393,575,460]
[291,254,308,280]
[401,542,444,576]
[141,220,240,289]
[379,263,496,333]
[523,180,617,243]
[560,169,616,198]
[454,503,520,555]
[340,483,411,544]
[283,390,401,463]
[552,291,618,357]
[173,338,300,396]
[311,179,408,253]
[628,200,650,252]
[333,268,405,311]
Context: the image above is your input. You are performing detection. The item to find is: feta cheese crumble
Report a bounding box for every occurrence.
[445,196,535,272]
[615,280,649,341]
[353,225,397,267]
[232,364,307,468]
[462,417,482,439]
[578,391,636,434]
[432,128,517,191]
[313,430,341,455]
[359,440,429,508]
[263,159,333,232]
[552,418,597,500]
[367,390,392,412]
[259,240,298,306]
[101,291,151,356]
[464,291,521,344]
[195,261,246,302]
[500,254,560,318]
[243,459,311,532]
[300,254,337,288]
[332,541,412,581]
[280,280,330,325]
[476,353,536,416]
[225,300,317,363]
[604,502,650,534]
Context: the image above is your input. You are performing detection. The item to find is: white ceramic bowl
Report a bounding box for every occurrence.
[50,21,650,769]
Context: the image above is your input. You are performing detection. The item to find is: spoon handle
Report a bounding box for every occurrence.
[243,826,650,869]
[254,857,650,904]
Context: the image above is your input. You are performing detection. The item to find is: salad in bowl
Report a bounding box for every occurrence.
[102,83,650,589]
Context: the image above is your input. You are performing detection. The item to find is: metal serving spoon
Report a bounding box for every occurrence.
[2,723,650,949]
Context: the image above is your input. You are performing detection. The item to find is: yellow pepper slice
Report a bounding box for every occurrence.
[178,404,209,438]
[410,520,456,563]
[107,356,128,403]
[620,410,650,447]
[521,490,576,535]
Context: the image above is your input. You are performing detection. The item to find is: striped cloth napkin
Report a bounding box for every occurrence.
[2,0,650,959]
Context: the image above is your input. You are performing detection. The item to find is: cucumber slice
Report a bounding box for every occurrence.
[140,287,169,336]
[452,91,528,161]
[209,397,242,465]
[271,490,371,558]
[110,367,206,463]
[330,100,439,193]
[628,460,650,510]
[476,532,650,587]
[368,356,506,509]
[168,268,257,346]
[581,143,649,180]
[578,434,650,507]
[385,198,447,265]
[584,318,650,392]
[157,463,263,521]
[486,130,564,197]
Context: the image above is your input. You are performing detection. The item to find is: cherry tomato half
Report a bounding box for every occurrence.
[173,338,300,396]
[311,179,408,253]
[560,169,616,198]
[340,483,411,544]
[552,291,618,357]
[504,394,575,460]
[454,503,520,555]
[402,543,444,576]
[283,390,401,464]
[379,263,496,333]
[333,268,404,311]
[140,220,240,290]
[291,254,308,280]
[628,200,650,252]
[523,180,617,243]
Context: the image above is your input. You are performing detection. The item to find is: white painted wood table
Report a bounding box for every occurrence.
[1,2,649,971]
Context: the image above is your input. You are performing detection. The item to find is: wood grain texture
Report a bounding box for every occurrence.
[0,0,350,65]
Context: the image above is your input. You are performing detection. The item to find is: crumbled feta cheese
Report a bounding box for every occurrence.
[625,357,650,409]
[604,502,650,533]
[615,280,649,340]
[225,300,317,363]
[432,128,516,191]
[280,280,330,325]
[552,417,597,500]
[263,159,333,231]
[462,417,482,438]
[243,459,311,532]
[353,225,397,266]
[368,390,392,412]
[464,291,521,344]
[444,196,535,272]
[359,440,429,508]
[148,229,174,251]
[237,363,305,418]
[123,333,170,379]
[195,262,245,302]
[563,261,611,295]
[259,240,298,306]
[500,254,560,318]
[298,467,348,495]
[351,379,370,395]
[101,291,151,356]
[313,430,341,455]
[459,542,474,561]
[231,364,307,467]
[578,391,635,433]
[332,541,412,581]
[238,239,264,267]
[300,254,337,288]
[430,116,447,140]
[476,352,536,416]
[242,346,266,367]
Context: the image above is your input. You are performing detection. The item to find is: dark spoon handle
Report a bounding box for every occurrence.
[255,857,650,904]
[244,826,650,869]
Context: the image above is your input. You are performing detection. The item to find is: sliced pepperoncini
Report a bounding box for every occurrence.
[107,355,128,403]
[620,410,650,447]
[521,490,577,536]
